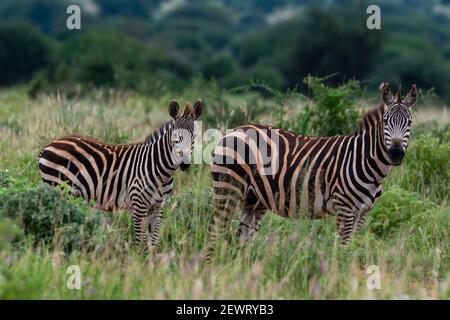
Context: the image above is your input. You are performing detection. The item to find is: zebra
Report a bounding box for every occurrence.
[38,100,203,249]
[205,83,417,262]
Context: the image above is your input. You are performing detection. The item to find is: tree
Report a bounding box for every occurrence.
[285,5,384,87]
[0,23,52,86]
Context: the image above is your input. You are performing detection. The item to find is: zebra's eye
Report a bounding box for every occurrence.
[172,136,180,143]
[176,150,183,157]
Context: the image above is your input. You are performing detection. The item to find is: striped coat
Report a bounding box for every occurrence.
[206,84,417,261]
[38,100,203,248]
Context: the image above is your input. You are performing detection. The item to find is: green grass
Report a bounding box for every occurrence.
[0,88,449,299]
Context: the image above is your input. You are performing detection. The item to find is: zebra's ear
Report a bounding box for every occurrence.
[192,100,203,120]
[405,84,418,108]
[169,100,180,119]
[380,82,394,107]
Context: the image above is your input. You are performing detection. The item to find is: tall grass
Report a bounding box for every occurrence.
[0,88,449,299]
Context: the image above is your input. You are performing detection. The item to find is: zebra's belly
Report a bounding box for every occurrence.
[268,182,331,220]
[91,182,131,212]
[270,197,330,220]
[92,182,172,212]
[93,194,130,212]
[100,200,130,212]
[274,173,332,219]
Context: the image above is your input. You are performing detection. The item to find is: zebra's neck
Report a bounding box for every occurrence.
[143,121,175,145]
[356,107,392,183]
[143,121,178,183]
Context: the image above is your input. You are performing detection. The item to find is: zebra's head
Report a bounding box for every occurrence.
[168,99,203,171]
[380,83,418,165]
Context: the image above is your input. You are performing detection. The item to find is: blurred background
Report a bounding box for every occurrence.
[0,0,449,103]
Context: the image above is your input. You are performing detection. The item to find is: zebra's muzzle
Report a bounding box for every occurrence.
[388,145,405,165]
[179,163,191,171]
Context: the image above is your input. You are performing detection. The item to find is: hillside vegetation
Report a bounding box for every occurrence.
[1,0,450,102]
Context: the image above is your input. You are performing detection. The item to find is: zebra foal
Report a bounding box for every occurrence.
[38,100,203,249]
[206,83,417,261]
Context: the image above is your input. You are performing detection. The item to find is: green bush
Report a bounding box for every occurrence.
[399,128,450,200]
[368,185,449,278]
[0,218,24,252]
[274,76,362,136]
[368,186,431,239]
[0,179,123,252]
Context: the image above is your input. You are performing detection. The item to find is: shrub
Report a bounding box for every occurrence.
[0,218,24,252]
[368,186,431,239]
[407,134,450,185]
[0,179,124,252]
[399,126,450,200]
[271,76,362,136]
[297,76,362,136]
[368,185,449,279]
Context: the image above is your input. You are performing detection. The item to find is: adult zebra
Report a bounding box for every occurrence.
[38,100,203,249]
[206,83,417,262]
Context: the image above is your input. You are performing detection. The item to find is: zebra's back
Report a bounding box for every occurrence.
[38,134,136,211]
[211,124,354,219]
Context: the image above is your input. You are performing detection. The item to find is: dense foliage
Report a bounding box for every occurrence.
[271,76,362,136]
[0,0,449,101]
[0,178,129,252]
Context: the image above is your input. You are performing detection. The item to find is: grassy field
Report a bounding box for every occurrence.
[0,88,449,299]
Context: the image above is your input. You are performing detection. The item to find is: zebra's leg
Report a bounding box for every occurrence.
[354,205,370,234]
[205,178,244,263]
[236,199,266,241]
[335,207,356,245]
[131,197,150,249]
[147,203,164,250]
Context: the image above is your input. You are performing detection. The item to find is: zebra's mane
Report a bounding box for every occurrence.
[356,105,383,135]
[142,120,175,144]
